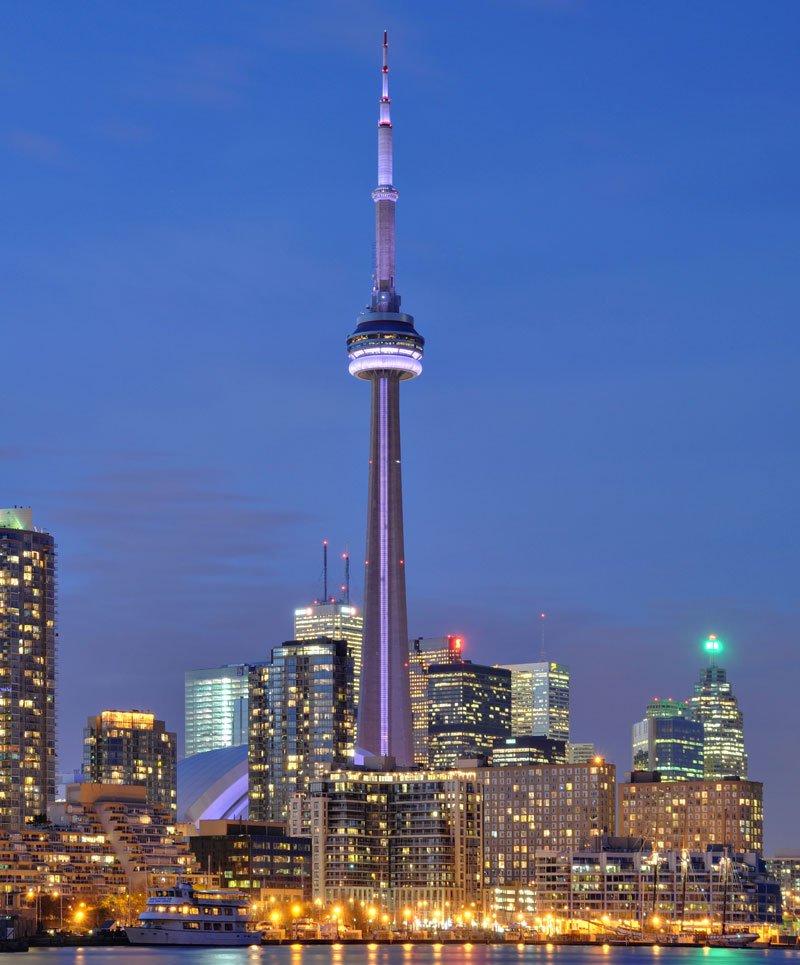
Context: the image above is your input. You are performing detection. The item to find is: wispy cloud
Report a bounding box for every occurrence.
[126,47,253,107]
[7,129,64,164]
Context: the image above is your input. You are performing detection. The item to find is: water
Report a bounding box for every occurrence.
[20,947,800,965]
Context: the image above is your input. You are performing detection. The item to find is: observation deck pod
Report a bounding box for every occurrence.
[347,310,425,380]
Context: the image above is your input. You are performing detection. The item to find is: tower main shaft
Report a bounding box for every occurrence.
[347,33,424,764]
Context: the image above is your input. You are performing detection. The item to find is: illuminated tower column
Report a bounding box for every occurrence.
[347,34,424,764]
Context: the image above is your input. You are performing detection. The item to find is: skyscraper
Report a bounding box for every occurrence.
[249,638,354,822]
[347,34,424,765]
[686,635,747,779]
[184,664,251,758]
[502,661,570,742]
[408,635,463,766]
[294,602,363,713]
[428,660,511,768]
[631,697,704,780]
[0,508,56,828]
[83,710,178,818]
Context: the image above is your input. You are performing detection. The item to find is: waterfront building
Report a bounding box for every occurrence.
[490,735,567,766]
[766,854,800,919]
[501,661,570,742]
[291,766,482,914]
[294,602,363,714]
[408,636,463,766]
[567,742,596,764]
[481,759,616,914]
[249,639,354,822]
[631,698,704,780]
[184,665,251,758]
[533,841,781,928]
[83,710,177,819]
[686,635,748,779]
[186,819,311,901]
[0,507,57,828]
[618,773,763,854]
[427,660,511,768]
[291,760,615,916]
[346,34,425,764]
[0,783,192,902]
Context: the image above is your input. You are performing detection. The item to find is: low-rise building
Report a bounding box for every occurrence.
[0,784,192,904]
[534,840,781,929]
[186,820,311,902]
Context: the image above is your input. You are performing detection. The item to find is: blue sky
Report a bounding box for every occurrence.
[2,2,798,848]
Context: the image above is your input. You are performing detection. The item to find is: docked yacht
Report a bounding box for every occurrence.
[126,881,258,946]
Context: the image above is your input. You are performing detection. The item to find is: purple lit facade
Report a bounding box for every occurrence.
[347,35,423,764]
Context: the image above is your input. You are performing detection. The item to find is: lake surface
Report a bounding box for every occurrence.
[22,946,800,965]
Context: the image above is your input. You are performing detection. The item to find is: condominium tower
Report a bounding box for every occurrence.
[294,602,363,712]
[184,664,250,758]
[248,638,354,822]
[346,34,424,764]
[0,508,56,827]
[83,711,178,818]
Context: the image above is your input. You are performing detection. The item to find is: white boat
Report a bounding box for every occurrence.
[126,881,259,946]
[706,932,760,948]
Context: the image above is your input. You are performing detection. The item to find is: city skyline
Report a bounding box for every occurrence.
[1,2,798,850]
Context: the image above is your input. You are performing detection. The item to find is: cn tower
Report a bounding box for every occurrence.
[347,33,423,765]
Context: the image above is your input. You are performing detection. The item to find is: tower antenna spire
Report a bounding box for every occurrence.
[372,29,399,309]
[322,540,328,603]
[342,549,351,605]
[539,612,547,660]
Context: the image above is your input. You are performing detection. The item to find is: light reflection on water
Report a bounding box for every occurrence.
[21,946,800,965]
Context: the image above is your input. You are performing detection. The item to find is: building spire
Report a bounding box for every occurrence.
[372,30,400,311]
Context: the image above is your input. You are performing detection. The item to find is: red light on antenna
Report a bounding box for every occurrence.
[323,540,328,546]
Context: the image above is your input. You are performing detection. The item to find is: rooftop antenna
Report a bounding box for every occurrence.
[322,540,328,603]
[342,549,351,605]
[539,612,547,660]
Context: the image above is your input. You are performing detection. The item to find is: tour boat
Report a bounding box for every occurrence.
[126,881,258,946]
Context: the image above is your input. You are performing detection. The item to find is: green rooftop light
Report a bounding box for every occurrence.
[704,634,723,653]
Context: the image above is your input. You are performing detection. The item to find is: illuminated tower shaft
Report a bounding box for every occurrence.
[347,34,424,764]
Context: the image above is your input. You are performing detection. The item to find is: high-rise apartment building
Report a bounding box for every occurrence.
[408,636,463,766]
[427,660,511,768]
[294,602,363,712]
[292,767,483,912]
[291,760,615,916]
[481,759,616,907]
[686,636,747,779]
[0,508,56,828]
[184,664,250,758]
[632,698,704,780]
[347,35,425,764]
[501,661,570,742]
[83,711,177,818]
[618,773,763,854]
[248,638,354,822]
